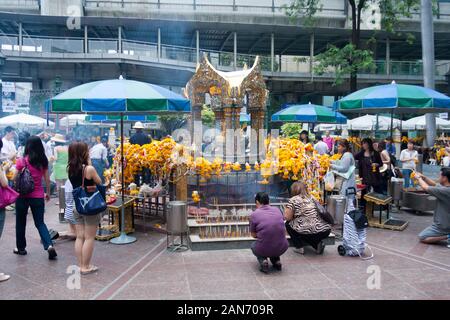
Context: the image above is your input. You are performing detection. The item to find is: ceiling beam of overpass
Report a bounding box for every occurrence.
[280,35,308,55]
[219,32,233,51]
[248,34,267,54]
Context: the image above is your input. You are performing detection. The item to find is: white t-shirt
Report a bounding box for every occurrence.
[400,149,418,170]
[314,141,329,155]
[45,140,53,159]
[90,143,108,161]
[1,137,16,160]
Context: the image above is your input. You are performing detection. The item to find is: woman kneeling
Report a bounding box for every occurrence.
[284,182,331,255]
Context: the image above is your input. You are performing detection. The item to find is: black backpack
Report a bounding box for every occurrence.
[348,209,369,229]
[14,163,35,195]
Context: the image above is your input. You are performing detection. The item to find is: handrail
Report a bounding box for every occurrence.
[84,0,345,14]
[2,32,449,76]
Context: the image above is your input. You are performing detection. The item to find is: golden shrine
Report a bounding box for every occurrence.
[185,54,268,152]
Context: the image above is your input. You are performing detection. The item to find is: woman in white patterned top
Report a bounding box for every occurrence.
[284,181,331,255]
[63,179,76,240]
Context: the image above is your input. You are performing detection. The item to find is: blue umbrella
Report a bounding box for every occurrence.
[48,78,191,245]
[334,81,450,113]
[271,103,347,124]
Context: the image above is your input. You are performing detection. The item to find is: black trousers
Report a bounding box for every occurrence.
[285,222,330,250]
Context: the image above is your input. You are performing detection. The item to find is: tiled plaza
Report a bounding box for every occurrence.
[0,199,449,300]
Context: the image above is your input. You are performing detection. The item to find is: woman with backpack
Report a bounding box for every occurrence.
[68,142,103,275]
[14,136,57,260]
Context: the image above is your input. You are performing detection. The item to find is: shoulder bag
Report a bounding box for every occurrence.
[311,197,335,225]
[72,166,107,216]
[0,185,19,208]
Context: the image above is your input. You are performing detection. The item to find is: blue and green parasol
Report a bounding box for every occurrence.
[271,103,347,124]
[334,81,450,114]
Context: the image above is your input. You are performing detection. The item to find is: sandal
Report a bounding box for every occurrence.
[0,274,10,282]
[81,266,99,275]
[316,241,326,255]
[13,248,27,255]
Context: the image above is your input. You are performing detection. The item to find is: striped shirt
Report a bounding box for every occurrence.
[286,195,331,234]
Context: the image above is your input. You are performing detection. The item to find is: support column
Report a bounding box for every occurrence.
[215,110,225,133]
[192,104,203,158]
[223,106,234,162]
[196,30,200,64]
[233,32,237,70]
[310,33,314,77]
[271,33,274,72]
[19,22,23,52]
[421,0,436,147]
[157,27,161,60]
[386,37,390,75]
[118,26,122,53]
[84,25,88,53]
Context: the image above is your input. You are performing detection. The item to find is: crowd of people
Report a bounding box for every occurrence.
[0,125,448,282]
[0,126,113,283]
[250,132,450,273]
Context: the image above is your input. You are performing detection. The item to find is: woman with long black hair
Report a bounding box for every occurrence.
[355,137,383,209]
[14,136,56,260]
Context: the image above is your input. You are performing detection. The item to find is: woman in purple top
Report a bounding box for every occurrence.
[13,136,56,260]
[250,192,289,274]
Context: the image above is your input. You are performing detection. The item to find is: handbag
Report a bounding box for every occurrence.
[311,198,335,225]
[72,166,107,216]
[0,185,19,208]
[14,161,35,195]
[348,209,368,229]
[334,176,345,192]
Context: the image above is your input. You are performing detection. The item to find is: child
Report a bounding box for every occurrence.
[62,179,76,240]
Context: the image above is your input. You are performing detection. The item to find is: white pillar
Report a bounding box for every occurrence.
[310,33,314,76]
[118,26,122,53]
[233,32,237,70]
[19,22,23,52]
[157,27,161,60]
[196,30,200,64]
[84,25,88,53]
[421,0,436,148]
[271,33,274,72]
[386,37,390,75]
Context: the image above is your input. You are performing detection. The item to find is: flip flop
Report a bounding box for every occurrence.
[81,266,99,275]
[0,274,10,282]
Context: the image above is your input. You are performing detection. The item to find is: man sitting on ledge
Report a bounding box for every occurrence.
[250,192,289,274]
[414,168,450,245]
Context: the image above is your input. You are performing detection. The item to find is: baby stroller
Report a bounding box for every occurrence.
[337,188,374,260]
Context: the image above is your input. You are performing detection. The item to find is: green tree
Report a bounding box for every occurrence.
[201,104,215,128]
[285,0,432,92]
[159,114,187,135]
[281,123,303,139]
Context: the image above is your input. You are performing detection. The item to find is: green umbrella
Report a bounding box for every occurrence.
[48,78,191,245]
[271,103,347,124]
[50,78,190,114]
[334,81,450,114]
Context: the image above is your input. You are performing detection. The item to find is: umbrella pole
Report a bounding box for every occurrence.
[111,113,137,245]
[390,109,394,139]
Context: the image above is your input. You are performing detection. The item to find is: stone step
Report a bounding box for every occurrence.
[189,233,335,251]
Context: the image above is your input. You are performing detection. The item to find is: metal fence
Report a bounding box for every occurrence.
[1,33,449,77]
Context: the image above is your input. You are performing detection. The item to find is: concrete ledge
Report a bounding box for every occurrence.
[189,233,335,251]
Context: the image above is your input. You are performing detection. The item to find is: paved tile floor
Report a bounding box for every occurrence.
[0,199,448,300]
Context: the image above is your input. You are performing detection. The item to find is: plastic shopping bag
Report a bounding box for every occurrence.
[324,171,335,191]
